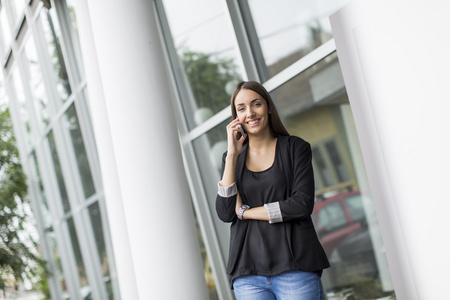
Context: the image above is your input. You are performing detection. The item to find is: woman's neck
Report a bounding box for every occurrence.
[248,131,277,151]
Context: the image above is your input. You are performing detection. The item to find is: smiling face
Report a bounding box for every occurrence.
[234,88,271,137]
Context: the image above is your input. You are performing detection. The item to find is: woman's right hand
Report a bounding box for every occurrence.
[226,118,247,155]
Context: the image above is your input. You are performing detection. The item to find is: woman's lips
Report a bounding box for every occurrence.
[246,119,260,126]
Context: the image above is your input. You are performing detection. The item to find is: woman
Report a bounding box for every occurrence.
[216,81,329,299]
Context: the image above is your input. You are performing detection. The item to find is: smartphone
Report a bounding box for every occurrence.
[236,118,246,139]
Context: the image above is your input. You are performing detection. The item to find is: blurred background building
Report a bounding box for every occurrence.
[0,0,448,299]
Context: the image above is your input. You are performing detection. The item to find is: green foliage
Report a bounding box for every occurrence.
[181,50,241,147]
[182,50,241,115]
[0,105,46,290]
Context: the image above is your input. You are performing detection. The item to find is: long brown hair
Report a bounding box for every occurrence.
[230,81,289,137]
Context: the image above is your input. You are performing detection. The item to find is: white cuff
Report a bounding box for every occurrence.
[264,202,283,224]
[217,181,237,197]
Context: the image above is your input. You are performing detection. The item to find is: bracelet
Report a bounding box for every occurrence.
[237,205,250,220]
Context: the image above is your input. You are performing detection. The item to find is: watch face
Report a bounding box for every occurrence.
[242,205,250,209]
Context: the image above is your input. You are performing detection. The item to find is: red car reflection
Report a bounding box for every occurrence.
[312,190,378,292]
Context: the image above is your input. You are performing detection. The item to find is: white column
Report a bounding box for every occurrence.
[330,1,450,299]
[75,1,208,299]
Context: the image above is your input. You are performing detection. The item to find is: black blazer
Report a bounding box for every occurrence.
[216,135,330,275]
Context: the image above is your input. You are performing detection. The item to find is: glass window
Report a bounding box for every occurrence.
[344,194,366,222]
[47,229,70,300]
[47,130,71,213]
[88,202,119,300]
[160,0,243,129]
[39,5,72,103]
[64,104,96,199]
[312,147,333,187]
[67,217,92,300]
[23,34,51,129]
[325,140,350,182]
[317,201,347,232]
[272,56,395,298]
[242,0,349,80]
[64,0,84,77]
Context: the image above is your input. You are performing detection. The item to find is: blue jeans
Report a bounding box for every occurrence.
[233,270,324,300]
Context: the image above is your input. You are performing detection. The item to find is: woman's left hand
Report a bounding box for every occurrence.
[235,193,243,216]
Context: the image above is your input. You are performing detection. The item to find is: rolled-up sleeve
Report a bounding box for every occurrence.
[216,152,238,223]
[264,202,283,224]
[217,181,237,197]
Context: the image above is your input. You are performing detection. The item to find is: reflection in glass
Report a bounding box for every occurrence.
[161,0,243,129]
[67,218,92,299]
[47,230,70,300]
[40,6,72,102]
[24,35,50,129]
[11,68,32,149]
[88,202,118,300]
[31,151,52,228]
[272,58,395,299]
[64,104,96,199]
[47,131,71,213]
[244,0,348,80]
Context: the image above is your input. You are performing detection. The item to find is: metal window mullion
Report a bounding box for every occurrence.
[225,0,261,82]
[263,39,336,92]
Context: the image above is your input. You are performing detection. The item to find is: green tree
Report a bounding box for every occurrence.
[182,51,241,115]
[0,105,46,290]
[182,51,241,147]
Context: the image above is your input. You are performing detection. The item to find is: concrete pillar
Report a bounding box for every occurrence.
[75,1,208,299]
[330,1,450,299]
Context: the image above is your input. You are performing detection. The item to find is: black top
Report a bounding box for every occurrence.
[216,136,330,287]
[232,139,300,282]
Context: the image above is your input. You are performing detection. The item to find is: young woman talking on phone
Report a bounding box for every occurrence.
[216,81,329,300]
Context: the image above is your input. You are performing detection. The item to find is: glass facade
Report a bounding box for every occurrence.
[0,1,119,300]
[1,0,396,299]
[156,0,395,299]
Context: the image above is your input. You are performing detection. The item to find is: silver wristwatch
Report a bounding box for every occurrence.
[237,205,250,220]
